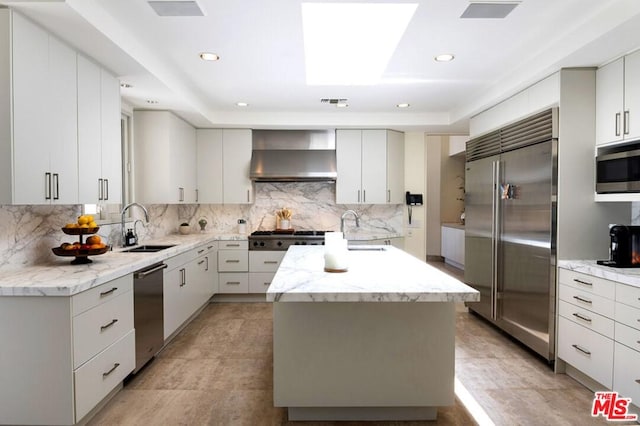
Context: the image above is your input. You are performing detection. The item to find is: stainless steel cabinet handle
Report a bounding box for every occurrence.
[100,287,118,297]
[573,295,593,304]
[205,256,209,272]
[247,189,250,202]
[100,318,118,331]
[226,281,241,285]
[102,363,120,378]
[195,189,199,203]
[226,243,240,247]
[264,261,278,264]
[572,344,591,356]
[104,179,109,200]
[207,245,214,250]
[635,379,640,384]
[572,312,592,323]
[45,172,51,200]
[53,173,59,200]
[573,279,592,286]
[624,110,630,135]
[180,268,186,287]
[98,178,103,200]
[363,189,366,203]
[387,190,391,203]
[616,112,621,136]
[198,259,205,265]
[179,187,184,202]
[264,282,271,286]
[198,249,205,254]
[357,190,360,203]
[226,259,240,263]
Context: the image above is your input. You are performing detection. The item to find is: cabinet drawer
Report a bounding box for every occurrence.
[617,283,640,310]
[219,240,248,250]
[559,283,615,318]
[218,250,248,272]
[559,299,614,338]
[72,274,133,316]
[614,342,640,407]
[558,268,615,300]
[616,301,640,331]
[74,330,135,421]
[558,316,614,388]
[249,272,275,293]
[165,247,199,271]
[73,290,134,369]
[218,273,249,293]
[249,251,285,272]
[615,322,640,352]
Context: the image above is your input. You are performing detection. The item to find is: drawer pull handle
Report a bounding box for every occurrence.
[264,282,271,286]
[573,279,592,286]
[198,260,205,265]
[226,260,240,263]
[226,281,241,285]
[636,379,640,384]
[226,243,240,247]
[100,287,118,297]
[102,363,120,378]
[100,319,118,331]
[208,245,214,250]
[572,344,591,356]
[573,295,592,305]
[264,261,278,264]
[198,249,205,254]
[572,313,592,323]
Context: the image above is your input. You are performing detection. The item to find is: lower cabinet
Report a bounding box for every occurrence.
[441,225,464,268]
[0,275,134,425]
[249,251,286,293]
[164,242,217,340]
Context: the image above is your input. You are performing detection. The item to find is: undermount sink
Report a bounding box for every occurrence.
[348,245,387,251]
[122,244,176,253]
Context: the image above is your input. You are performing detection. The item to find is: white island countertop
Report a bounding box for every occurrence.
[267,245,479,303]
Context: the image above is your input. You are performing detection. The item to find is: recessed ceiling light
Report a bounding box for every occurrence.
[302,3,418,85]
[236,102,249,107]
[146,100,159,104]
[120,82,133,88]
[199,52,220,61]
[397,103,410,108]
[435,54,455,62]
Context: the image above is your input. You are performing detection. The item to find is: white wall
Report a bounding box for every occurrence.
[425,135,442,258]
[403,132,426,261]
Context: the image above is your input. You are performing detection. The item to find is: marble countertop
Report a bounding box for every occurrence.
[266,245,480,303]
[558,260,640,289]
[0,233,247,297]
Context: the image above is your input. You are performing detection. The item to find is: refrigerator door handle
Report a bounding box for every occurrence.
[491,160,500,320]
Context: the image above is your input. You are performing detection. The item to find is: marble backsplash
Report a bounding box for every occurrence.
[0,182,402,269]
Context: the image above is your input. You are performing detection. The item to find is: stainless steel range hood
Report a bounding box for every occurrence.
[250,130,337,182]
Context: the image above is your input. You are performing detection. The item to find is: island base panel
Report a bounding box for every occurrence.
[273,302,455,420]
[288,406,437,421]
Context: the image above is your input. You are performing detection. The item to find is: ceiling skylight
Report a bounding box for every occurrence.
[302,3,418,86]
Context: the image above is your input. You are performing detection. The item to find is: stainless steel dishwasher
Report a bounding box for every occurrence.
[132,262,167,373]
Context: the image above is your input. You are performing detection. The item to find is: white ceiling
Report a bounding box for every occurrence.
[3,0,640,132]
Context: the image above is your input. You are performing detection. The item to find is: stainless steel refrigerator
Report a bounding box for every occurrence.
[464,108,557,362]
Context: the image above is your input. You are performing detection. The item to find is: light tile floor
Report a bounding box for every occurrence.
[89,262,625,425]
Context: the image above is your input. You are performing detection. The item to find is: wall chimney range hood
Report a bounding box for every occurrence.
[250,130,337,182]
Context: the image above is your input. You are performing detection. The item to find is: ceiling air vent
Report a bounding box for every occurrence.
[148,1,205,17]
[321,98,348,105]
[460,1,520,19]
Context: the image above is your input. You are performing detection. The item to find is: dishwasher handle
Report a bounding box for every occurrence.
[134,263,168,279]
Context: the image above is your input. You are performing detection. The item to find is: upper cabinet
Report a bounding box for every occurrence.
[222,129,253,204]
[134,111,197,204]
[596,50,640,146]
[336,129,404,204]
[196,128,253,204]
[77,55,122,205]
[0,10,122,205]
[5,11,78,205]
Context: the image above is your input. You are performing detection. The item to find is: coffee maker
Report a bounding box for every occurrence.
[598,225,640,267]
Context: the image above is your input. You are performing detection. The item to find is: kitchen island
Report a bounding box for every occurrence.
[266,245,479,421]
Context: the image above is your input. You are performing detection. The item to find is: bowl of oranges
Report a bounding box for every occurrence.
[53,215,110,264]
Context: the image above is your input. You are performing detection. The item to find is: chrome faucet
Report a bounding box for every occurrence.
[340,210,360,233]
[121,202,149,245]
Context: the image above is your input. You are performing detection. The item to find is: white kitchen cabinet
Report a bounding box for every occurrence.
[596,50,640,146]
[134,111,197,204]
[222,129,253,204]
[218,240,249,293]
[249,251,285,294]
[78,54,122,204]
[9,12,78,205]
[441,225,465,269]
[196,129,224,203]
[0,276,134,425]
[336,129,404,204]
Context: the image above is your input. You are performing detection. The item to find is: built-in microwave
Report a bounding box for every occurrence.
[596,143,640,193]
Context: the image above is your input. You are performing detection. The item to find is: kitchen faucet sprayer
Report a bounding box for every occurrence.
[121,202,150,246]
[340,210,360,233]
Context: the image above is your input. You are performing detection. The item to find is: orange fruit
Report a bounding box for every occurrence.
[86,235,101,245]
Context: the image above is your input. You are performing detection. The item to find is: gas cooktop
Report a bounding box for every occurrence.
[248,230,329,250]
